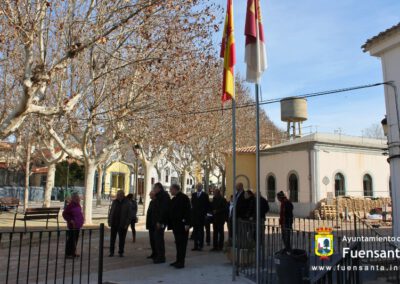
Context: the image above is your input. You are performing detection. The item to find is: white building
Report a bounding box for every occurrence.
[148,158,195,193]
[260,133,390,217]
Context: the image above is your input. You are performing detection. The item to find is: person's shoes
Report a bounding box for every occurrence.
[174,263,185,269]
[65,255,74,259]
[108,253,114,257]
[191,248,199,251]
[146,254,155,259]
[74,253,80,258]
[210,248,218,252]
[153,259,166,264]
[170,261,177,266]
[207,243,210,246]
[119,253,124,257]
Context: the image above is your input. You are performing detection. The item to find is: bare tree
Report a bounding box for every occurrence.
[362,123,385,139]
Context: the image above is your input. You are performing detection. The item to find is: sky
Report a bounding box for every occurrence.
[214,0,400,136]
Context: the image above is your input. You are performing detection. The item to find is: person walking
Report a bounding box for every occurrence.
[169,184,191,269]
[146,190,156,259]
[277,191,293,253]
[151,183,170,264]
[108,190,132,257]
[62,192,84,258]
[210,189,228,251]
[191,183,210,251]
[126,193,138,243]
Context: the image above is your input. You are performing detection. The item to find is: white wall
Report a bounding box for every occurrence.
[260,144,390,218]
[317,146,390,199]
[260,150,311,217]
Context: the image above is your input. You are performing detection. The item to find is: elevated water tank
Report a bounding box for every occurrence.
[280,97,308,122]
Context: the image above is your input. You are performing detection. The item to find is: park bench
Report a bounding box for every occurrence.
[0,197,20,212]
[13,207,60,232]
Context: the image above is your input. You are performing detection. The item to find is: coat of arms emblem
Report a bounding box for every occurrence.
[315,227,333,259]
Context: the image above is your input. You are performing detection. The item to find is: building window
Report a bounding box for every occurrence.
[363,174,373,197]
[288,173,298,202]
[335,173,345,196]
[266,175,276,202]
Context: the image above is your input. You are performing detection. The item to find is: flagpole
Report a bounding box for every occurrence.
[255,2,262,283]
[255,83,261,284]
[232,90,237,281]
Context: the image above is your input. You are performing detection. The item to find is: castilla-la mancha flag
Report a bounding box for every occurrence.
[245,0,267,83]
[220,0,236,102]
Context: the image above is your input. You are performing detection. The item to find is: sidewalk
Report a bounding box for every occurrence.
[102,252,252,284]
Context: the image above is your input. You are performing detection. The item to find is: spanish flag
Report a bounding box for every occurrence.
[220,0,236,102]
[245,0,267,83]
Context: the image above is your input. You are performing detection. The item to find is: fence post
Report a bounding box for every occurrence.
[98,223,104,284]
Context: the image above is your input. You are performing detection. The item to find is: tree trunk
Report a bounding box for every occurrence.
[96,166,103,206]
[84,160,96,224]
[181,170,188,193]
[24,141,32,210]
[43,163,56,207]
[143,161,154,214]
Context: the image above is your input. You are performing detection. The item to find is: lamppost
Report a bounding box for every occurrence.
[201,160,208,194]
[133,144,141,201]
[63,156,71,204]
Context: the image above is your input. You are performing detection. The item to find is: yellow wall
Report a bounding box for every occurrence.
[104,162,131,196]
[225,153,256,198]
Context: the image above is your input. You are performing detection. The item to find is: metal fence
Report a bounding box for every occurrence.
[0,224,104,284]
[236,216,396,283]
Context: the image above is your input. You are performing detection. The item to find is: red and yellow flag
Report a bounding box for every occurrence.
[220,0,236,103]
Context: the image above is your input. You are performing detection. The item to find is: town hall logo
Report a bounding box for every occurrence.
[315,227,334,259]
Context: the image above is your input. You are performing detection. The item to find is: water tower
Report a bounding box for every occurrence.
[280,97,308,139]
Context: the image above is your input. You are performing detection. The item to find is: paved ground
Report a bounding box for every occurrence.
[1,201,251,284]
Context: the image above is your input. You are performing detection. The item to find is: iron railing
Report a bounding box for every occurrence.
[0,224,104,284]
[236,216,395,283]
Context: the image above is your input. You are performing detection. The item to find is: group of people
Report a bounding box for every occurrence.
[146,182,227,269]
[61,181,294,263]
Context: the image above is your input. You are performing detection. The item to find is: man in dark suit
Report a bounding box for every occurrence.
[151,183,170,263]
[191,183,210,251]
[210,189,228,251]
[235,182,248,220]
[169,184,191,269]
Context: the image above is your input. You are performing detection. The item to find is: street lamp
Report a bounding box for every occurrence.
[133,144,141,201]
[381,116,388,137]
[201,160,209,194]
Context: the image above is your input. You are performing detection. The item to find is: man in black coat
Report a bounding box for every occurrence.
[235,182,248,220]
[210,189,228,251]
[277,191,293,252]
[247,191,270,221]
[191,183,210,251]
[108,190,132,257]
[151,183,170,263]
[146,190,156,259]
[169,184,191,269]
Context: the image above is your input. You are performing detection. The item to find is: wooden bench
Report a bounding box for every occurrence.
[0,197,20,213]
[13,207,60,232]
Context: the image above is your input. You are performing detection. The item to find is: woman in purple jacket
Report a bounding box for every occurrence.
[62,192,84,258]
